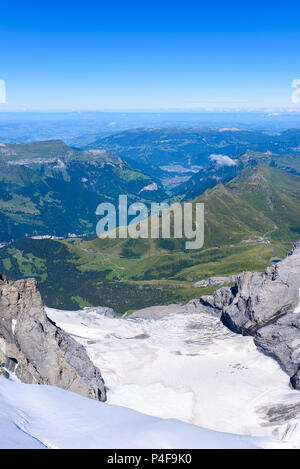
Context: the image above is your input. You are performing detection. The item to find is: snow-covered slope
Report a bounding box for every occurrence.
[0,377,288,449]
[2,305,299,449]
[46,307,300,447]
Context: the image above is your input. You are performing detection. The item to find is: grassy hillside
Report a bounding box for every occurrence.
[0,140,166,241]
[194,165,300,246]
[226,165,300,243]
[175,150,300,200]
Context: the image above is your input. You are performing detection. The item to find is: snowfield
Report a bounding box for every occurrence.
[44,307,300,448]
[1,306,300,449]
[0,377,289,449]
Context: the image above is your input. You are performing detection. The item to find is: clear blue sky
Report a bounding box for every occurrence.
[1,0,300,111]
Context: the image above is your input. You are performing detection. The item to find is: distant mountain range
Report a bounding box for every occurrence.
[1,112,300,146]
[85,127,300,192]
[87,127,300,167]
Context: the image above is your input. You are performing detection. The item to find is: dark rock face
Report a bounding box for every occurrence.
[290,369,300,390]
[0,275,106,401]
[201,241,300,390]
[254,313,300,389]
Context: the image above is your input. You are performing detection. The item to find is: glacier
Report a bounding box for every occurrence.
[1,305,300,449]
[44,306,300,448]
[0,376,288,449]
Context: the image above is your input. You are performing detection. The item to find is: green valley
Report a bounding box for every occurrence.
[0,163,299,312]
[0,140,166,241]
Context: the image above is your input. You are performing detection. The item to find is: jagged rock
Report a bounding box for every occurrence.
[254,312,300,387]
[199,295,215,309]
[200,287,234,313]
[290,369,300,390]
[193,275,238,288]
[0,368,9,379]
[288,240,300,256]
[0,275,106,401]
[220,245,300,335]
[185,298,216,315]
[207,241,300,390]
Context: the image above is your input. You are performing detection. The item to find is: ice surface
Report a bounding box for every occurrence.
[45,307,300,447]
[1,305,299,449]
[0,377,288,449]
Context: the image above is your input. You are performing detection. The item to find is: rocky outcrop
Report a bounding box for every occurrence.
[202,241,300,390]
[200,287,234,313]
[0,274,106,401]
[193,275,238,288]
[220,249,300,335]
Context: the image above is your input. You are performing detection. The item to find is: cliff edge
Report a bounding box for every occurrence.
[0,274,106,401]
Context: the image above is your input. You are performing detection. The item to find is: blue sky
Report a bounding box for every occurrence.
[0,0,300,111]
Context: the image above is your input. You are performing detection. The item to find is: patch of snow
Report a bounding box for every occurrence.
[139,182,158,193]
[12,319,17,335]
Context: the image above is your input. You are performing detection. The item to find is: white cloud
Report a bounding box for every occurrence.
[209,154,237,167]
